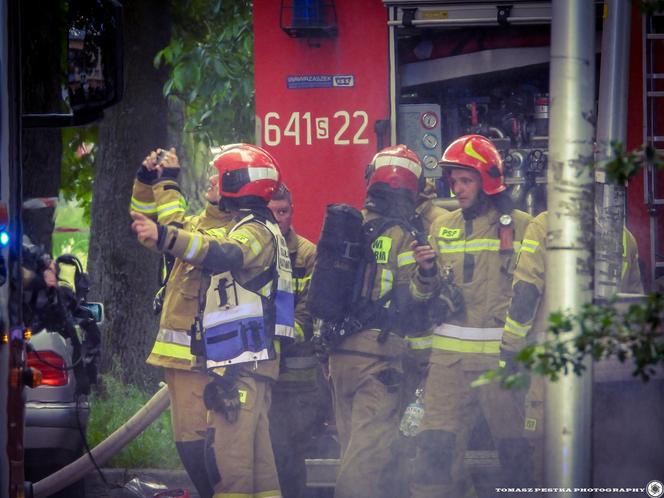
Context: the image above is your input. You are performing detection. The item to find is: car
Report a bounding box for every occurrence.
[25,327,91,498]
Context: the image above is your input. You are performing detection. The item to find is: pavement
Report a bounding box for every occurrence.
[84,468,198,498]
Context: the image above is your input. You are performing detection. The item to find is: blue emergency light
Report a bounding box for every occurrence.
[280,0,337,38]
[293,0,323,26]
[0,231,9,247]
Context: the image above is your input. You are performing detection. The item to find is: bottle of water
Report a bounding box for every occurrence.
[399,388,425,437]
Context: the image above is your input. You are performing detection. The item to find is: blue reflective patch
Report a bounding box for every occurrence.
[204,317,268,362]
[274,290,295,327]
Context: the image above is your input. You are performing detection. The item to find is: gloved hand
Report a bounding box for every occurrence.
[203,376,241,423]
[136,164,158,184]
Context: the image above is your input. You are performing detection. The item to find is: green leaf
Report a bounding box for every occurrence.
[163,78,174,97]
[172,63,187,92]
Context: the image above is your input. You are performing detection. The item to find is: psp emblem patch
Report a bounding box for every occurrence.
[438,227,461,240]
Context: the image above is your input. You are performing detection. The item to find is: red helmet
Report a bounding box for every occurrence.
[367,144,423,198]
[439,134,505,195]
[213,144,281,202]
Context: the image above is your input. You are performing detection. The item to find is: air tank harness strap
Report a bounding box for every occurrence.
[351,291,396,344]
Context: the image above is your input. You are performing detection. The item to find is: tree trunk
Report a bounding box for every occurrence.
[88,0,171,389]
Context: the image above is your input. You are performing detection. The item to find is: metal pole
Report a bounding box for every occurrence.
[594,0,631,300]
[545,0,595,494]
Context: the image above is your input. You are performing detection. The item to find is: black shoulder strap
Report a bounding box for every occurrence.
[243,267,276,295]
[363,217,402,246]
[239,218,279,300]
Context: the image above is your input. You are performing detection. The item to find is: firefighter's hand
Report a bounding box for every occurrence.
[130,212,158,244]
[158,147,179,168]
[155,147,180,179]
[411,241,437,272]
[142,148,179,177]
[142,149,162,172]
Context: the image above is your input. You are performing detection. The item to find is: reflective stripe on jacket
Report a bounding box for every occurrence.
[130,179,158,217]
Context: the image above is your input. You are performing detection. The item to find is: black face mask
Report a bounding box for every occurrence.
[365,184,415,219]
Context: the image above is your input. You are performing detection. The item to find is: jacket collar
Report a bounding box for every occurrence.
[206,203,234,223]
[284,228,299,254]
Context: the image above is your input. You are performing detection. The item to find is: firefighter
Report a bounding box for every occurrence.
[130,147,231,498]
[131,143,294,498]
[411,134,533,498]
[325,145,439,498]
[502,210,644,483]
[267,183,327,498]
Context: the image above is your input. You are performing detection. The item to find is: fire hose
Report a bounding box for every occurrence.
[32,384,171,498]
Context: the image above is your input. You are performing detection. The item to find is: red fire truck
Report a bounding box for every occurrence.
[253,0,664,490]
[254,0,663,292]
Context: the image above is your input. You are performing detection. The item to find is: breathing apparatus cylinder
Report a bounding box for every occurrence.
[307,204,365,322]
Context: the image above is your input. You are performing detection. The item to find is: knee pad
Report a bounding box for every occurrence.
[496,437,535,486]
[175,440,214,498]
[412,430,456,485]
